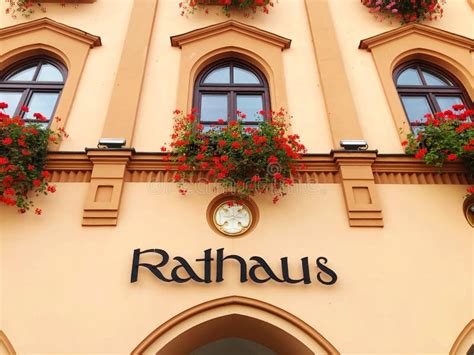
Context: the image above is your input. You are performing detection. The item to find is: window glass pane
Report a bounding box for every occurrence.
[0,91,23,117]
[36,64,63,82]
[200,94,228,122]
[422,71,451,86]
[203,67,230,84]
[397,68,422,86]
[24,92,59,121]
[435,96,463,112]
[8,66,36,81]
[234,67,260,84]
[401,96,432,123]
[237,95,263,121]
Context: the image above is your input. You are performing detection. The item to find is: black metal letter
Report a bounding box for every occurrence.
[130,249,173,283]
[316,257,337,285]
[195,248,214,283]
[249,256,284,283]
[171,257,205,283]
[281,257,311,284]
[216,248,248,283]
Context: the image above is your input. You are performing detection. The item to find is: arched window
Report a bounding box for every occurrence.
[394,62,472,133]
[0,57,67,126]
[194,60,270,131]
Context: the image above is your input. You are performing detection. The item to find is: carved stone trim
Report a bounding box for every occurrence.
[131,296,339,354]
[81,149,133,226]
[206,194,259,237]
[0,17,101,48]
[0,331,16,355]
[359,24,474,51]
[450,319,474,355]
[170,20,291,50]
[463,195,474,228]
[45,152,469,185]
[41,151,472,227]
[333,151,383,227]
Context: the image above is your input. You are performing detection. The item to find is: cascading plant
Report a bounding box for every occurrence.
[163,108,306,203]
[179,0,273,17]
[361,0,445,24]
[0,102,67,214]
[403,104,474,199]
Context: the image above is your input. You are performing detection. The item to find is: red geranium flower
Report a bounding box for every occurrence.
[415,148,428,159]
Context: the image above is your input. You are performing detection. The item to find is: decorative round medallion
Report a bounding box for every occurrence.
[463,194,474,227]
[207,194,259,237]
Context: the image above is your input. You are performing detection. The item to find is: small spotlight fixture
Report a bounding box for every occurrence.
[97,138,126,149]
[340,140,368,151]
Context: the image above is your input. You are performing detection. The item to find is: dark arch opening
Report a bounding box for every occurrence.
[158,314,314,355]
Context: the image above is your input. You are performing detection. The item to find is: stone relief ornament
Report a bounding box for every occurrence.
[213,201,252,236]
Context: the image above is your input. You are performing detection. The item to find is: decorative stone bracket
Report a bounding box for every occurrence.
[333,151,383,227]
[82,149,133,226]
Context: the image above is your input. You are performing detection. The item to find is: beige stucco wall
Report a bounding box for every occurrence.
[0,183,472,353]
[329,0,474,153]
[1,0,474,352]
[1,0,472,153]
[133,0,332,153]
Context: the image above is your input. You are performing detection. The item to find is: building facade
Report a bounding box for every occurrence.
[0,0,473,353]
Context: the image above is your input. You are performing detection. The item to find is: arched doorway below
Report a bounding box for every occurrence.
[158,314,313,354]
[132,296,339,354]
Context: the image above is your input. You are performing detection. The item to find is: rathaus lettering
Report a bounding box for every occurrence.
[131,248,337,285]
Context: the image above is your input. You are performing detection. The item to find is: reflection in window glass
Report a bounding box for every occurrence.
[0,92,22,117]
[234,67,260,84]
[397,68,422,86]
[203,67,230,84]
[435,96,463,112]
[423,71,450,86]
[8,66,37,82]
[401,96,432,123]
[201,94,228,122]
[237,95,263,121]
[24,92,59,121]
[37,64,63,82]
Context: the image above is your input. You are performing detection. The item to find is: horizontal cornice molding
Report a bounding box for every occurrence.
[359,23,474,51]
[170,20,291,50]
[0,17,102,48]
[44,151,470,185]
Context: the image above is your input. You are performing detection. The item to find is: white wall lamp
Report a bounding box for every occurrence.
[97,138,127,149]
[339,140,369,151]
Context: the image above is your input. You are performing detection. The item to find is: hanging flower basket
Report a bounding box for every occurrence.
[403,104,474,200]
[179,0,274,17]
[0,102,67,214]
[163,108,306,203]
[361,0,445,24]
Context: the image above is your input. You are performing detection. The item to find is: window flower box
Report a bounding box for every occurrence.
[361,0,445,24]
[5,0,96,18]
[163,108,306,203]
[179,0,273,17]
[0,102,66,214]
[403,104,474,205]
